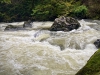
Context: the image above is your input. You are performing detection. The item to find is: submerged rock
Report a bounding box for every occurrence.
[76,49,100,75]
[94,39,100,48]
[50,16,81,31]
[4,20,32,31]
[4,25,20,31]
[23,20,32,28]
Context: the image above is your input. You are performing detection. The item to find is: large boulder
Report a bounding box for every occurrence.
[50,16,81,31]
[76,49,100,75]
[94,39,100,48]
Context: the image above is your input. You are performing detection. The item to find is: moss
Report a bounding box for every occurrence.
[76,49,100,75]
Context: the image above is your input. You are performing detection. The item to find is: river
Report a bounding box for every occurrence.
[0,19,100,75]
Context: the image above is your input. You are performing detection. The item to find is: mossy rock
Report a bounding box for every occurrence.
[76,49,100,75]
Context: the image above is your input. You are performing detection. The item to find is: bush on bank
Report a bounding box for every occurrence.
[0,0,100,22]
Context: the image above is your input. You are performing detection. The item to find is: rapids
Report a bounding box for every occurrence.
[0,20,100,75]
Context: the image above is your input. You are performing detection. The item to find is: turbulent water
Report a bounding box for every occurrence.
[0,20,100,75]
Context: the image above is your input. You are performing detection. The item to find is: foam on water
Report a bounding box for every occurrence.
[0,20,100,75]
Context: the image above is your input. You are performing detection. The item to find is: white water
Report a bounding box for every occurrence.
[0,20,100,75]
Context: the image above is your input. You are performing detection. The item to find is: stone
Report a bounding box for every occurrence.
[50,16,81,31]
[23,20,32,28]
[4,20,32,31]
[4,25,19,31]
[94,39,100,48]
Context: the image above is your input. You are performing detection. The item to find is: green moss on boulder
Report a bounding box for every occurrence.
[76,49,100,75]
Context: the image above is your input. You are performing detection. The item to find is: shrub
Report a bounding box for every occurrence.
[31,0,73,21]
[72,5,88,19]
[32,4,52,21]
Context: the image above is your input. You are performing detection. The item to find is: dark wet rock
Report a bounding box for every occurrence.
[4,20,32,31]
[94,39,100,48]
[23,20,32,28]
[4,25,20,31]
[50,16,81,31]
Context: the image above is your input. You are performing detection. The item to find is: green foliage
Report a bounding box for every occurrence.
[0,0,33,22]
[32,0,73,21]
[0,12,4,21]
[87,0,100,19]
[0,0,100,22]
[0,0,11,3]
[76,49,100,75]
[32,4,52,21]
[72,5,88,18]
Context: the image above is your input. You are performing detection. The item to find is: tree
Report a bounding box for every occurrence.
[0,0,11,3]
[31,0,74,21]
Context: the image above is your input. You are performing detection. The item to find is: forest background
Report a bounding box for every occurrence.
[0,0,100,22]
